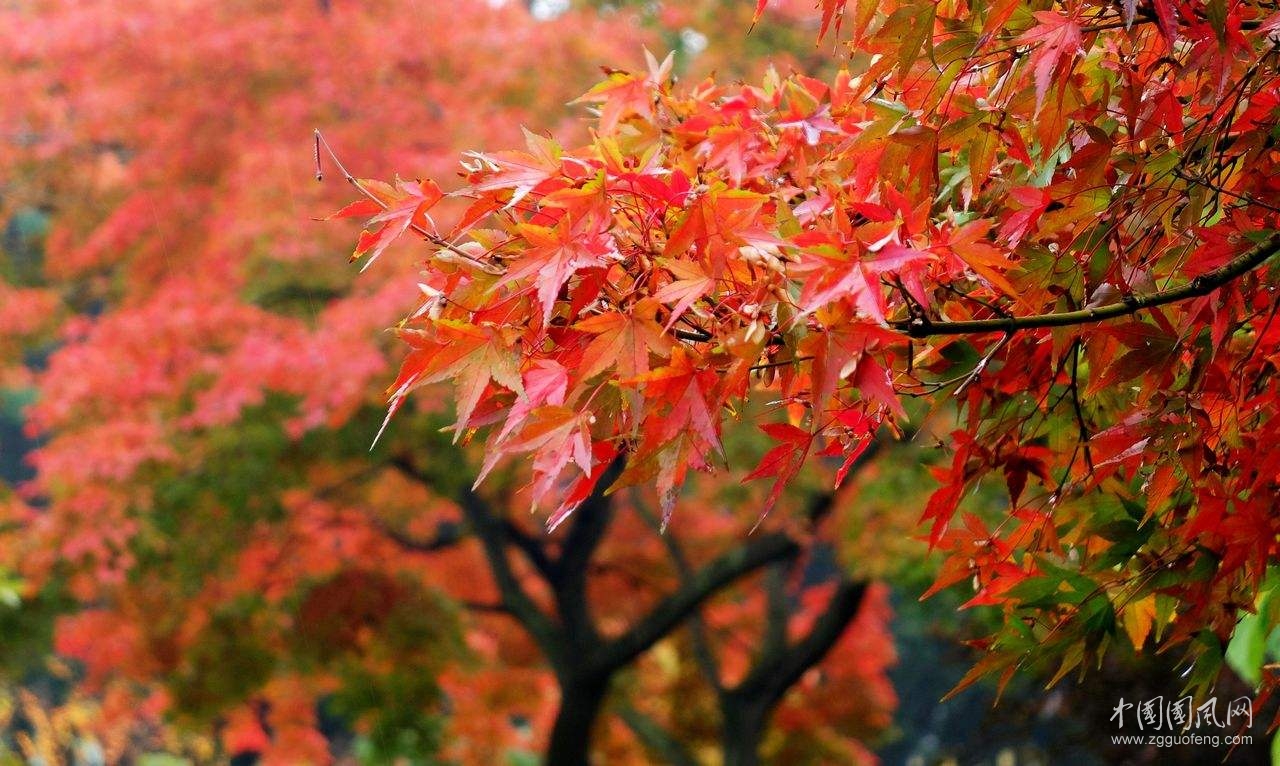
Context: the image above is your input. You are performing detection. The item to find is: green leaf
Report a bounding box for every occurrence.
[1005,575,1067,607]
[1080,594,1116,635]
[1182,631,1225,698]
[1227,572,1280,687]
[1227,607,1267,687]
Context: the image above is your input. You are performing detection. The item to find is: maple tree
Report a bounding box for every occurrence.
[370,422,897,765]
[0,1,900,764]
[339,0,1280,724]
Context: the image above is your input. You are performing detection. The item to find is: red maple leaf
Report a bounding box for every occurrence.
[1017,11,1083,112]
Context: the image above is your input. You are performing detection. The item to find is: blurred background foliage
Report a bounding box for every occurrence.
[0,0,1272,764]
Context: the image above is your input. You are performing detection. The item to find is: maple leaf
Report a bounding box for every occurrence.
[320,199,381,221]
[863,241,932,275]
[496,359,569,443]
[852,354,906,419]
[462,128,569,206]
[663,186,770,263]
[792,239,884,322]
[574,299,672,379]
[940,219,1021,301]
[833,432,873,488]
[502,212,617,324]
[701,123,760,186]
[349,178,444,273]
[752,0,769,27]
[573,49,673,135]
[477,404,593,518]
[778,102,841,146]
[382,320,523,443]
[744,422,813,517]
[653,257,714,330]
[815,0,849,40]
[546,442,620,531]
[1017,11,1083,113]
[800,315,898,417]
[997,186,1051,247]
[999,444,1053,506]
[626,346,723,457]
[635,430,721,529]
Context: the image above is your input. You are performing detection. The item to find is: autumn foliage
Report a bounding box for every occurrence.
[4,0,1280,761]
[341,0,1280,711]
[0,0,902,764]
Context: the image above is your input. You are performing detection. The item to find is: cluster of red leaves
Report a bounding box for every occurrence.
[349,0,1280,695]
[0,0,638,630]
[1,1,900,762]
[0,0,642,761]
[366,56,905,528]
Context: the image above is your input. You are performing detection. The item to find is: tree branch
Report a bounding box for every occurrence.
[460,600,509,614]
[556,458,625,584]
[674,327,713,342]
[730,579,868,711]
[388,455,566,668]
[375,518,465,553]
[502,518,558,580]
[551,459,623,644]
[760,564,790,661]
[893,231,1280,338]
[633,498,724,691]
[458,484,567,667]
[591,532,800,673]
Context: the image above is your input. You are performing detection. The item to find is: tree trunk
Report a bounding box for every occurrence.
[545,675,609,765]
[720,697,767,766]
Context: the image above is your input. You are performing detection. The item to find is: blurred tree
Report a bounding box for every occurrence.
[366,415,896,765]
[0,1,898,764]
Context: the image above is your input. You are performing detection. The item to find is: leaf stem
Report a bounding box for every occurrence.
[314,129,502,274]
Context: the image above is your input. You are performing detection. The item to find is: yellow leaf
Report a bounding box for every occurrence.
[1122,594,1158,650]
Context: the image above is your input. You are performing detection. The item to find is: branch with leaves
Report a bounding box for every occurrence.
[895,231,1280,337]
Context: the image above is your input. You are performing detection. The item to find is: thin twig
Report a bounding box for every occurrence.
[314,129,502,274]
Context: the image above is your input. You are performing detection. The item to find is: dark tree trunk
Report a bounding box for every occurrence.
[545,675,609,765]
[720,696,768,766]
